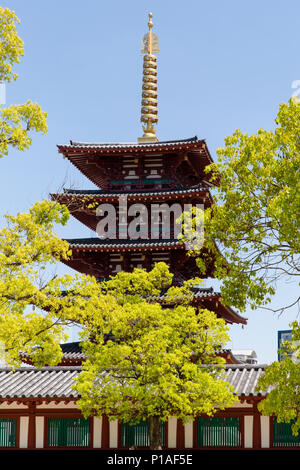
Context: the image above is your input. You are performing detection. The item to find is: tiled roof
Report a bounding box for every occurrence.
[218,364,268,397]
[192,287,219,298]
[0,364,268,399]
[60,342,86,361]
[0,367,80,399]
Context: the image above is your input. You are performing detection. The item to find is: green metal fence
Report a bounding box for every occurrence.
[122,420,165,447]
[0,418,17,447]
[197,417,241,447]
[273,418,300,447]
[48,418,90,447]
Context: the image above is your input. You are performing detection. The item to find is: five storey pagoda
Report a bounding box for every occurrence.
[52,13,246,329]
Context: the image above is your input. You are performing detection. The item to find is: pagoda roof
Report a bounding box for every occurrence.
[59,183,211,200]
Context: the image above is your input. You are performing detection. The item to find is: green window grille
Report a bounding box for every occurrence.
[48,418,90,447]
[122,420,165,447]
[273,418,300,447]
[0,418,17,447]
[109,179,172,186]
[197,417,241,447]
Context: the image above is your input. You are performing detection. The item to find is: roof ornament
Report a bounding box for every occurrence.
[138,13,159,143]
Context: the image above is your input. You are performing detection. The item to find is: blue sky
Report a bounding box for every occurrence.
[1,0,299,363]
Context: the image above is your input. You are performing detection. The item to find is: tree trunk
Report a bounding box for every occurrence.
[149,416,162,450]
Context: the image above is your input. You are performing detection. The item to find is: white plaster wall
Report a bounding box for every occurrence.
[168,417,177,448]
[19,416,29,448]
[109,420,118,448]
[244,416,253,448]
[261,416,270,448]
[93,417,102,448]
[184,420,193,448]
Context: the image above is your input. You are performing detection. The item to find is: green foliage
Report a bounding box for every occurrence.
[0,7,47,158]
[75,264,237,427]
[257,321,300,435]
[185,100,300,313]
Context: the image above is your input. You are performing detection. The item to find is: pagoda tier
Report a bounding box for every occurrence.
[57,136,216,190]
[62,238,216,282]
[51,184,212,233]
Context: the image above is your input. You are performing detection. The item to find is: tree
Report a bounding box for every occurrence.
[257,321,300,435]
[187,99,299,315]
[75,263,237,450]
[0,199,103,367]
[0,7,47,158]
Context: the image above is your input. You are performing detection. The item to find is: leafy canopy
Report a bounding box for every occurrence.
[183,99,300,435]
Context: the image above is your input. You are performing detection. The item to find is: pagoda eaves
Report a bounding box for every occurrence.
[51,184,213,233]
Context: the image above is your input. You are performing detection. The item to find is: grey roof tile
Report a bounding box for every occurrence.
[61,184,208,198]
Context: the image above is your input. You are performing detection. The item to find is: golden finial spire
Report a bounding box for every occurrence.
[138,13,159,143]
